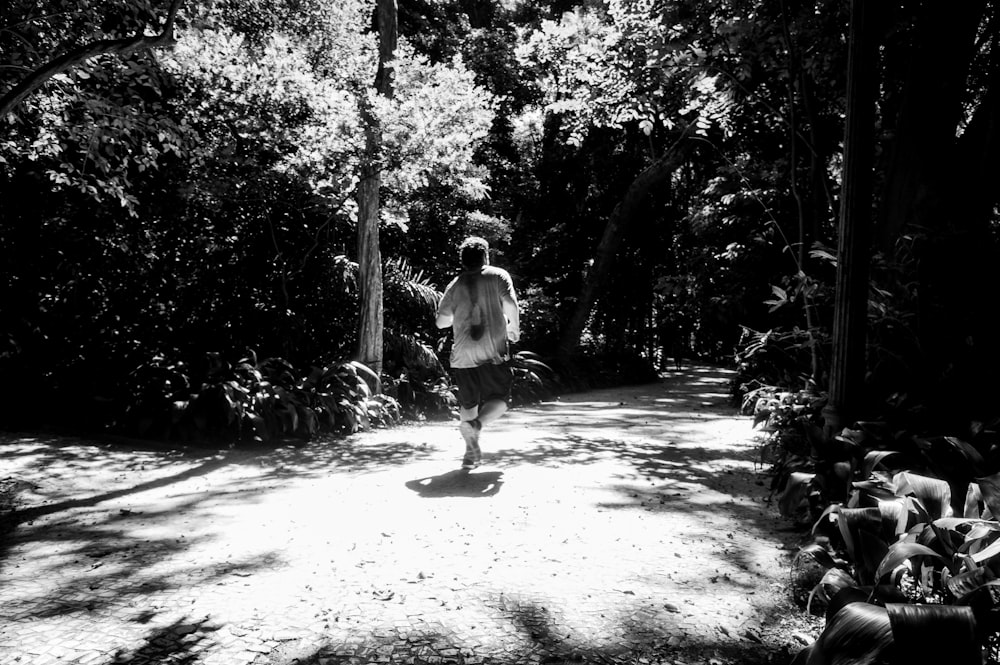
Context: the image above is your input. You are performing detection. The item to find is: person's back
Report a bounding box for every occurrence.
[442,265,516,369]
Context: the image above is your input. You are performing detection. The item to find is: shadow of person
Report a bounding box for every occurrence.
[405,469,504,498]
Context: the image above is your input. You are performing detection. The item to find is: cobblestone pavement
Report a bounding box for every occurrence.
[0,367,811,665]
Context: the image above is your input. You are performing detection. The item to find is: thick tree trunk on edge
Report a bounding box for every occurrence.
[823,0,878,435]
[878,1,985,249]
[556,144,687,361]
[874,1,989,422]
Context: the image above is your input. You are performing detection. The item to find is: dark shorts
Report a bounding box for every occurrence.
[452,362,513,410]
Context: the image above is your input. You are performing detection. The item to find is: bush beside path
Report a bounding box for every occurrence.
[0,365,816,665]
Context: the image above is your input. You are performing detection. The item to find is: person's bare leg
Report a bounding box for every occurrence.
[468,399,507,465]
[476,399,507,426]
[459,405,481,468]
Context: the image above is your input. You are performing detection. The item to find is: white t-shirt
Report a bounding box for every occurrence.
[437,266,518,368]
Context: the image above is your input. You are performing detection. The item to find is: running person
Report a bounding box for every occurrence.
[435,236,520,469]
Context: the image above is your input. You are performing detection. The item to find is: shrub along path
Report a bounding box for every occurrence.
[0,365,817,665]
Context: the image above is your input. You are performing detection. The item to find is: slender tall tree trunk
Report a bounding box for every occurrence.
[556,144,687,361]
[356,110,385,375]
[823,0,878,434]
[355,0,398,376]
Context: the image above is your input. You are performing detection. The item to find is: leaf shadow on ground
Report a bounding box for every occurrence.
[109,616,218,665]
[0,427,439,530]
[0,491,278,620]
[269,593,797,665]
[0,426,441,624]
[483,366,789,541]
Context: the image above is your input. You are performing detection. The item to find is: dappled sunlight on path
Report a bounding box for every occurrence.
[0,366,806,665]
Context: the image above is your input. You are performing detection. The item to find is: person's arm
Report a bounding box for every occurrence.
[499,271,520,343]
[436,279,455,328]
[436,309,453,329]
[502,295,520,343]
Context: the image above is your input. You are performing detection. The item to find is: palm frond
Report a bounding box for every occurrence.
[384,256,442,308]
[385,332,446,377]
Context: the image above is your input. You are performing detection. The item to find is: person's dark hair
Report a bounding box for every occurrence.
[459,236,489,270]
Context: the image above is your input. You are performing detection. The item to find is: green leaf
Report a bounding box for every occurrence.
[779,471,815,517]
[797,543,848,571]
[297,405,318,436]
[920,435,985,470]
[893,471,952,519]
[857,529,890,588]
[812,503,842,538]
[885,604,978,664]
[876,499,908,542]
[934,516,991,532]
[903,495,932,527]
[920,521,961,562]
[968,535,1000,564]
[808,246,838,265]
[244,412,268,443]
[861,449,902,479]
[965,482,987,519]
[836,507,885,583]
[513,356,554,374]
[946,566,994,600]
[824,586,869,622]
[955,579,1000,637]
[852,480,898,506]
[874,541,944,582]
[961,520,1000,542]
[349,360,381,395]
[973,471,1000,520]
[802,602,892,665]
[342,407,358,433]
[807,567,858,616]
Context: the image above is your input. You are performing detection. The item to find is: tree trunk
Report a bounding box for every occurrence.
[356,115,385,375]
[823,0,879,434]
[556,143,687,361]
[875,1,987,421]
[878,1,986,248]
[954,31,1000,234]
[0,0,184,119]
[355,0,398,376]
[923,14,1000,420]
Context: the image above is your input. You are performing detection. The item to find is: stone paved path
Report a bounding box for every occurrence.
[0,366,808,665]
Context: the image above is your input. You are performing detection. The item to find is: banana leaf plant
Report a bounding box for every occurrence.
[792,601,979,665]
[790,463,1000,661]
